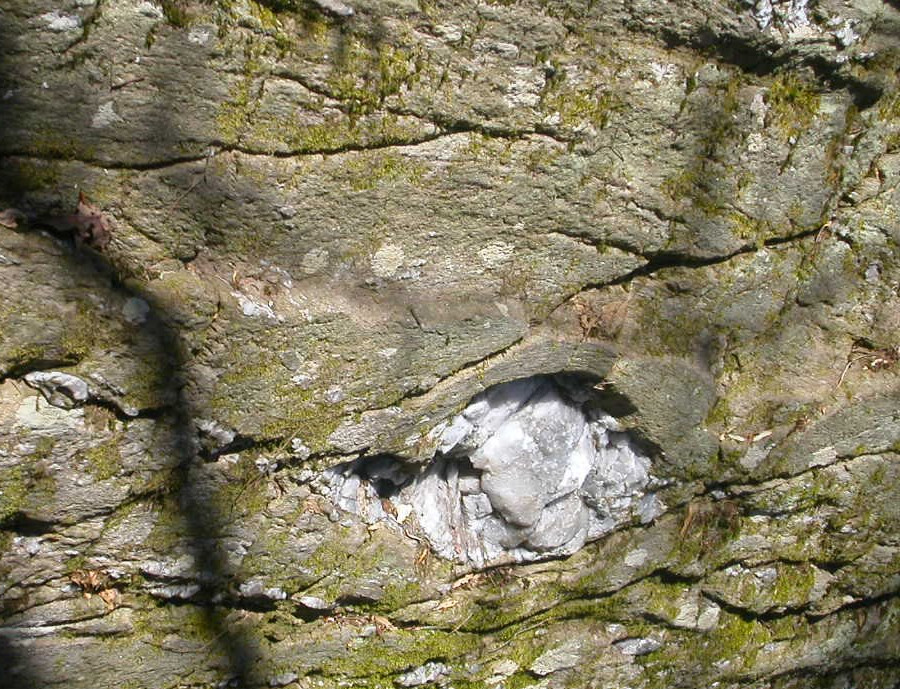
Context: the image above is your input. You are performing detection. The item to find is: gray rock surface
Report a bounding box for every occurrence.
[1,0,899,687]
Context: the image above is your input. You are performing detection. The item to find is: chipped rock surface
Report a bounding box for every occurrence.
[1,0,900,687]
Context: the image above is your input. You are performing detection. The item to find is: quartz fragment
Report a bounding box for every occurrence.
[395,662,450,687]
[323,375,663,567]
[24,372,90,409]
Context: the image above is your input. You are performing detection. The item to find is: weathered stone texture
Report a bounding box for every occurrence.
[1,0,900,687]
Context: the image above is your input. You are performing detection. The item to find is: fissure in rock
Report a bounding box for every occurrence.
[322,375,667,567]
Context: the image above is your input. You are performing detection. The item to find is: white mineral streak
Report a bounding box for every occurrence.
[40,11,81,32]
[530,640,584,676]
[477,241,514,269]
[232,291,279,321]
[187,27,212,45]
[395,662,450,687]
[324,376,663,566]
[747,0,813,36]
[371,243,405,278]
[137,1,164,19]
[747,0,774,30]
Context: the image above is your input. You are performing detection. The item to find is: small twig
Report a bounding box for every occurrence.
[837,352,884,388]
[451,611,475,633]
[111,76,145,91]
[836,356,864,388]
[171,149,215,209]
[483,620,546,660]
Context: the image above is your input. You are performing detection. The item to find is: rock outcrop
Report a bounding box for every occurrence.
[1,0,899,687]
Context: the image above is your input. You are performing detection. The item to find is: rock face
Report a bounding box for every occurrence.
[1,0,900,688]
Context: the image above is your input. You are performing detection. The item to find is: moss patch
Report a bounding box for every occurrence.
[321,627,477,680]
[766,73,820,140]
[345,151,427,191]
[82,435,124,481]
[328,38,425,117]
[0,465,29,524]
[209,346,345,450]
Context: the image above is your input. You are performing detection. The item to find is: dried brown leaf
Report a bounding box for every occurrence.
[70,568,109,596]
[98,588,119,611]
[451,572,483,590]
[435,597,458,611]
[44,192,113,249]
[371,615,396,634]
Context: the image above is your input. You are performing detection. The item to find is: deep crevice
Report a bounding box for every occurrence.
[591,224,826,291]
[0,357,82,384]
[0,513,59,536]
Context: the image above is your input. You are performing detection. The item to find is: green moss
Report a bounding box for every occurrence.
[634,577,691,622]
[772,563,816,607]
[61,301,109,359]
[82,435,123,481]
[160,0,194,27]
[704,397,731,428]
[661,168,723,215]
[372,577,428,613]
[210,347,345,450]
[30,436,57,461]
[878,90,900,124]
[2,344,48,369]
[328,39,425,118]
[26,131,92,160]
[0,465,28,524]
[727,211,769,247]
[524,145,564,175]
[216,76,256,144]
[214,453,270,517]
[346,152,427,191]
[543,84,621,132]
[2,159,61,195]
[129,602,223,649]
[634,290,707,357]
[119,361,169,411]
[64,554,90,574]
[248,116,348,153]
[649,611,771,680]
[672,499,742,565]
[145,498,184,552]
[766,74,820,140]
[0,531,12,567]
[322,628,476,679]
[0,448,57,524]
[538,57,622,138]
[660,73,748,217]
[707,613,770,667]
[301,529,355,582]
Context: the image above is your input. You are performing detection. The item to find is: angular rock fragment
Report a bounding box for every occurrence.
[23,371,90,409]
[324,375,665,566]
